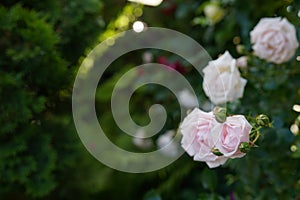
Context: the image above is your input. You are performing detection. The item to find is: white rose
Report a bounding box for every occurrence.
[178,89,199,108]
[132,128,153,149]
[202,51,247,105]
[157,130,180,157]
[250,17,299,64]
[204,3,225,25]
[236,56,248,68]
[142,52,153,63]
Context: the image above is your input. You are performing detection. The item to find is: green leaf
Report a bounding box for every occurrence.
[143,190,162,200]
[200,168,217,191]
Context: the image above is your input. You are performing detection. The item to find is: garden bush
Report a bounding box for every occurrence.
[1,0,300,199]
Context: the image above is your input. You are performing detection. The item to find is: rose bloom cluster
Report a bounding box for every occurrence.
[180,108,252,168]
[179,17,298,168]
[202,17,298,105]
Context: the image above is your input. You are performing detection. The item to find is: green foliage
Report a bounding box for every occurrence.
[0,5,65,197]
[1,0,300,199]
[2,0,106,65]
[0,1,108,199]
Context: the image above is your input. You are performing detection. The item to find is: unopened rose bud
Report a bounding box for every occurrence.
[236,45,246,54]
[239,142,251,153]
[212,147,223,156]
[213,106,227,123]
[256,114,270,127]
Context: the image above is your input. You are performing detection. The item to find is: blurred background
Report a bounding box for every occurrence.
[1,0,300,199]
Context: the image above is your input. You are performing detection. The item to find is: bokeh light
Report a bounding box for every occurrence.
[132,21,145,32]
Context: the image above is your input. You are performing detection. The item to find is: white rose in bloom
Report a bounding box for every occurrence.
[202,51,247,105]
[142,52,153,63]
[157,130,179,157]
[250,17,299,64]
[132,128,153,149]
[236,56,248,68]
[204,3,225,25]
[178,89,198,108]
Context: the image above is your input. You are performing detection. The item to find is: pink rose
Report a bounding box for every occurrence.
[180,108,228,168]
[250,17,299,64]
[180,108,252,168]
[216,115,251,158]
